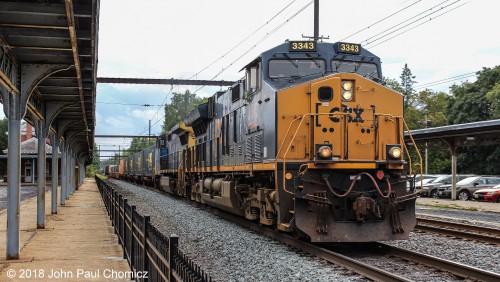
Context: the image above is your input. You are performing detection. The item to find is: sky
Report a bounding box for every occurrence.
[47,0,500,158]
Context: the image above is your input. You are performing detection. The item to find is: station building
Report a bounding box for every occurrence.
[0,121,60,183]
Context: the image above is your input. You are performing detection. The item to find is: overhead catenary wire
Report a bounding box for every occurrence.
[195,0,314,94]
[97,102,161,107]
[138,1,302,137]
[188,0,298,80]
[339,0,423,42]
[414,71,477,90]
[363,0,465,48]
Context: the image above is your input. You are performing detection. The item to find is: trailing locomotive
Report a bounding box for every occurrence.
[120,41,421,242]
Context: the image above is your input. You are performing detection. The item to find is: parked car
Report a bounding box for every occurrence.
[436,176,500,200]
[419,174,475,198]
[408,174,440,189]
[473,184,500,203]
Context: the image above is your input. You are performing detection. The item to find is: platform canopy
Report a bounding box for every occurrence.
[0,0,99,163]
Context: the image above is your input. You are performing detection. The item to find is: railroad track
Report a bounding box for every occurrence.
[202,205,500,281]
[108,179,500,281]
[416,216,500,245]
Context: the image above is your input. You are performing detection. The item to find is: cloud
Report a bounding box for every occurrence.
[131,109,157,120]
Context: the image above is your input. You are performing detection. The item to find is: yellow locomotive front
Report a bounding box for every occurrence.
[268,42,419,242]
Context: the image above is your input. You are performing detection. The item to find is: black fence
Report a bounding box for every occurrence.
[95,176,213,282]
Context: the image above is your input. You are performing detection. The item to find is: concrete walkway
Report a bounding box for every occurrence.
[0,178,130,281]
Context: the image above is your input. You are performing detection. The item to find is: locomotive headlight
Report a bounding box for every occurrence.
[341,80,354,101]
[342,91,352,100]
[318,146,332,159]
[342,81,353,91]
[388,146,402,159]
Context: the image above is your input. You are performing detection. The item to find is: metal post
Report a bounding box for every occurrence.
[122,198,128,259]
[142,215,150,281]
[451,148,457,201]
[169,234,179,281]
[66,151,72,198]
[36,120,46,228]
[51,133,59,214]
[60,144,66,205]
[130,205,136,267]
[314,0,319,42]
[32,157,35,184]
[6,117,21,259]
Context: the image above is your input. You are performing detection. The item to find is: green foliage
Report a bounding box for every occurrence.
[446,66,500,175]
[486,82,500,119]
[400,64,417,110]
[0,118,7,151]
[162,90,206,133]
[0,118,7,176]
[86,143,100,177]
[387,65,454,174]
[447,66,500,124]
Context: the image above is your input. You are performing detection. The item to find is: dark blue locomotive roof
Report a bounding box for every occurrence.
[249,41,383,90]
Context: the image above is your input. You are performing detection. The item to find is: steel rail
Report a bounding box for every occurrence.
[416,217,500,245]
[202,206,410,282]
[377,243,500,282]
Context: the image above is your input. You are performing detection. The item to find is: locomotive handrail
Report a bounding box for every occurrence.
[373,114,423,196]
[278,112,348,196]
[401,117,424,194]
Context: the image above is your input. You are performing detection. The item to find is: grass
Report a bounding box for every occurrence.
[417,202,478,212]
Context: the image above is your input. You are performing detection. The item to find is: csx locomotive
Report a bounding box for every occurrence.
[116,41,421,242]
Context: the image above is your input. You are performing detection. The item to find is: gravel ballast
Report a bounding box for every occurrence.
[108,179,360,282]
[107,179,499,280]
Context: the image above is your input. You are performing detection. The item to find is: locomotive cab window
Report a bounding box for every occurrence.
[269,59,325,79]
[332,60,379,79]
[246,62,261,94]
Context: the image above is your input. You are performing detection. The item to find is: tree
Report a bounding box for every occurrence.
[162,90,206,133]
[446,66,500,174]
[86,143,100,176]
[447,66,500,124]
[400,64,417,110]
[0,118,7,177]
[0,118,7,151]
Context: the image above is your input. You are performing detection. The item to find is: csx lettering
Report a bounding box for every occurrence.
[329,107,365,123]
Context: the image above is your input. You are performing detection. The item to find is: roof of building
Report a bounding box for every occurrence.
[2,137,59,155]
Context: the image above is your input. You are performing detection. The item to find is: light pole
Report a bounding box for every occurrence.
[423,114,431,174]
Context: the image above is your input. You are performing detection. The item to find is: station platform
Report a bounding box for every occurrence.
[417,197,500,213]
[0,178,130,281]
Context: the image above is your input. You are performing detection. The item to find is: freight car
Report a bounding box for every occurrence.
[121,144,157,186]
[118,41,422,243]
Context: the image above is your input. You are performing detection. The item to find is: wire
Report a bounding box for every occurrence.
[195,0,314,94]
[188,0,298,80]
[339,0,423,42]
[414,71,476,90]
[137,86,174,136]
[365,0,466,48]
[97,102,161,107]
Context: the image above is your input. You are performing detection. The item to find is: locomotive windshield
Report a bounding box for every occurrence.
[332,60,379,79]
[269,59,325,79]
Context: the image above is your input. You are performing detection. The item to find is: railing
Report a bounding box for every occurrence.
[95,176,213,282]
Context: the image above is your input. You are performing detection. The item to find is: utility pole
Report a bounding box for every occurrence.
[148,120,151,146]
[424,114,431,174]
[303,0,328,42]
[314,0,319,42]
